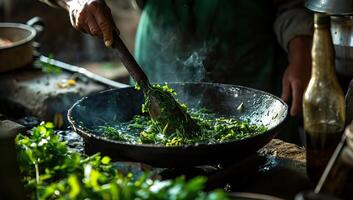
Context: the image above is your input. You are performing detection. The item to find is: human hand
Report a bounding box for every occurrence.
[281,36,312,117]
[67,0,117,47]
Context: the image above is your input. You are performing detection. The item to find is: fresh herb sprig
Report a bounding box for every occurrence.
[16,122,228,200]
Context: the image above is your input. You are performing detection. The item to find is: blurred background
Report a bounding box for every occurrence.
[0,0,140,83]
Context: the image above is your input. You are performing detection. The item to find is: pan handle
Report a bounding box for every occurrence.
[26,17,45,36]
[27,17,45,58]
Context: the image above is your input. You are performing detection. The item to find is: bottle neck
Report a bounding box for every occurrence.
[311,26,336,79]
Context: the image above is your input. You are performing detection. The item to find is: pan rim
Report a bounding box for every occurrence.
[67,82,288,149]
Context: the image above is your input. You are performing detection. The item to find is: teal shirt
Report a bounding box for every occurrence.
[135,0,278,92]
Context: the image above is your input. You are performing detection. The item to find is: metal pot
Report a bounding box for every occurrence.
[331,16,353,76]
[0,17,43,73]
[305,0,353,15]
[305,0,353,76]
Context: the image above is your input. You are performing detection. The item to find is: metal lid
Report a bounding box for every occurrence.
[306,0,353,15]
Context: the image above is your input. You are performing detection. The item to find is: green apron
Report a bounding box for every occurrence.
[134,0,301,144]
[135,0,277,92]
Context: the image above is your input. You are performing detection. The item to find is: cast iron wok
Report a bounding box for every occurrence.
[68,82,288,167]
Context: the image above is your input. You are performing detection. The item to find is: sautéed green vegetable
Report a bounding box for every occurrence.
[97,84,267,146]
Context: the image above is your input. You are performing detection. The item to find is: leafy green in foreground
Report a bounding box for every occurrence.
[16,122,228,200]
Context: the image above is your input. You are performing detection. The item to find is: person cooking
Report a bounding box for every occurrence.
[40,0,312,138]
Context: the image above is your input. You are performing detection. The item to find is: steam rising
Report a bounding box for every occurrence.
[177,49,207,82]
[138,28,213,83]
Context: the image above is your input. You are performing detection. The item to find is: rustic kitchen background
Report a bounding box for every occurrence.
[0,0,139,83]
[3,1,353,199]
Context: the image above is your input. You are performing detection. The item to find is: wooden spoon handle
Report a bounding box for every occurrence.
[111,31,149,86]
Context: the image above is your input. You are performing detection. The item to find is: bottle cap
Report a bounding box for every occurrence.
[314,12,330,27]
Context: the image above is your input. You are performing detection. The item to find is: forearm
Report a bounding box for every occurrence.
[288,36,312,67]
[281,36,312,116]
[273,0,313,52]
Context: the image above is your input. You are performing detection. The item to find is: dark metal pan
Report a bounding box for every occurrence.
[68,82,288,167]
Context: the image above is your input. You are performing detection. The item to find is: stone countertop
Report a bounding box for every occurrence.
[259,139,306,172]
[0,68,104,127]
[245,139,312,199]
[198,139,311,200]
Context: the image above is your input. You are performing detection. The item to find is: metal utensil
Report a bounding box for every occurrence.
[111,32,149,89]
[39,55,129,88]
[111,32,197,135]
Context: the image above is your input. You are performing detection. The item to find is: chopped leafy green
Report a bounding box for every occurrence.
[97,84,267,146]
[98,107,267,146]
[16,122,229,200]
[142,83,198,137]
